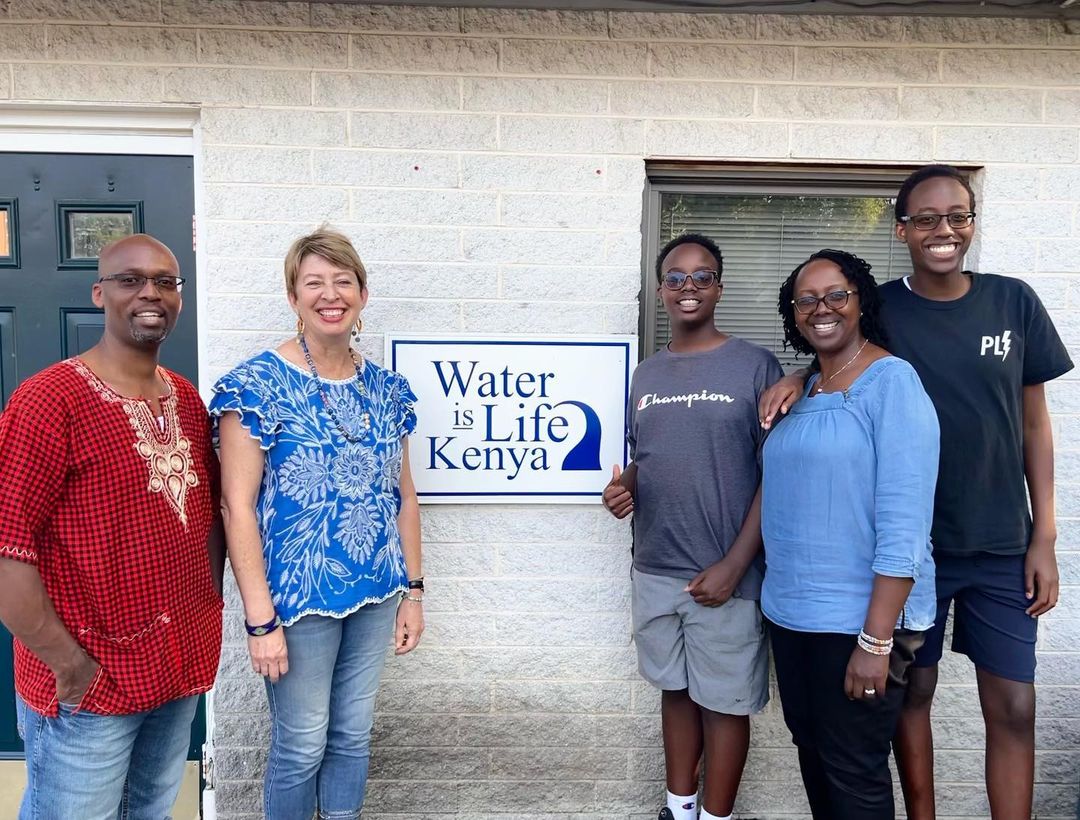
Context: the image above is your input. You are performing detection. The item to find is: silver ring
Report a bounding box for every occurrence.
[863,688,876,696]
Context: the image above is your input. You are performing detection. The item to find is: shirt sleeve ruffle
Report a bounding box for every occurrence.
[392,373,418,438]
[209,364,282,450]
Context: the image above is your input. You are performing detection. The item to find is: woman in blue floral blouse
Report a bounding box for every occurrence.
[211,227,424,820]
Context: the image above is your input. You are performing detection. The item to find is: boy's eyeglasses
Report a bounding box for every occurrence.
[898,212,976,231]
[792,289,854,315]
[661,270,719,290]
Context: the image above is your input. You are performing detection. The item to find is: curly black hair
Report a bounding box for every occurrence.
[895,164,975,222]
[655,232,723,283]
[778,249,889,359]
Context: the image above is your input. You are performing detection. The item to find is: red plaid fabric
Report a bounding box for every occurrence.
[0,359,223,716]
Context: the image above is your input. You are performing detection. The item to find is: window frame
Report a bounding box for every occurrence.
[640,163,945,357]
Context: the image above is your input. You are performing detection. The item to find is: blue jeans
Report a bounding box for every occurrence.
[16,694,198,820]
[265,598,398,820]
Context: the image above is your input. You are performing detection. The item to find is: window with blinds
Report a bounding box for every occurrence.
[644,168,914,370]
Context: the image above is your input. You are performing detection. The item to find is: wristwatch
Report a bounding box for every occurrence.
[407,577,425,592]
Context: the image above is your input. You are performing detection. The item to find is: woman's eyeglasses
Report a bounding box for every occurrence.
[792,289,854,315]
[661,270,719,290]
[898,212,976,231]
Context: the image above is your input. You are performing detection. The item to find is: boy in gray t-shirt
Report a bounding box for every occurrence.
[603,233,781,820]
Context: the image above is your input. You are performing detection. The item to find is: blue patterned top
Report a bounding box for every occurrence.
[209,350,417,625]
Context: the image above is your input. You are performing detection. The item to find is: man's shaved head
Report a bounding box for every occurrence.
[98,234,179,277]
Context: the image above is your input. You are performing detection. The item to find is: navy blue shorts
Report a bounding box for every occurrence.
[912,553,1037,683]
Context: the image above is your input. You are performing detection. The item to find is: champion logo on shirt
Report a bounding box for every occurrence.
[980,330,1013,361]
[638,389,735,410]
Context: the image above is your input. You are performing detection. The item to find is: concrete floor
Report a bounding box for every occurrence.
[0,760,201,819]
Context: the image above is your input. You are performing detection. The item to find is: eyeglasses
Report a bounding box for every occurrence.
[792,289,855,315]
[98,274,186,292]
[661,269,719,290]
[898,212,976,231]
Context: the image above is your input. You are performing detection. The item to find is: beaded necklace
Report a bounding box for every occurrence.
[298,334,371,442]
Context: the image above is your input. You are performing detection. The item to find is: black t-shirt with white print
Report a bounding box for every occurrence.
[879,273,1073,557]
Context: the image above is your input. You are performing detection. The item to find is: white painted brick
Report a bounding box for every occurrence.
[605,302,640,333]
[609,12,755,41]
[312,149,458,188]
[0,72,11,99]
[205,257,280,293]
[204,331,288,373]
[941,49,1080,85]
[163,67,310,105]
[977,166,1041,201]
[163,0,308,26]
[10,0,159,22]
[606,231,643,266]
[502,39,647,78]
[421,542,499,575]
[313,72,459,110]
[205,184,349,222]
[758,13,906,43]
[461,300,606,334]
[1050,21,1080,46]
[792,123,933,161]
[202,108,346,147]
[13,63,162,102]
[461,154,607,192]
[463,77,608,115]
[490,746,630,779]
[936,126,1078,164]
[207,294,293,331]
[350,34,498,74]
[757,85,898,121]
[0,24,45,59]
[979,204,1074,239]
[350,112,496,151]
[310,3,460,33]
[499,115,646,154]
[462,228,606,265]
[1041,167,1080,201]
[604,157,646,193]
[463,7,607,38]
[796,46,938,83]
[971,239,1038,273]
[900,86,1042,124]
[1047,91,1080,126]
[369,745,487,780]
[202,144,311,184]
[198,29,347,69]
[611,80,754,118]
[46,24,196,63]
[648,120,788,158]
[350,189,497,226]
[1040,240,1080,273]
[649,43,793,81]
[907,16,1049,45]
[501,193,641,229]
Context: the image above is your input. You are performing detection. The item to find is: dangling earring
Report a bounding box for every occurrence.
[352,316,363,340]
[295,315,304,341]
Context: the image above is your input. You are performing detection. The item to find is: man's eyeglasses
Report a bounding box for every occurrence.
[792,289,855,315]
[661,269,719,290]
[898,211,976,231]
[98,274,186,292]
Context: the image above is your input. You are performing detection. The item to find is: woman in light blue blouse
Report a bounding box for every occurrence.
[761,249,938,820]
[211,227,424,820]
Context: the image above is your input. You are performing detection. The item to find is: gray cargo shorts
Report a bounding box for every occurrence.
[631,568,769,715]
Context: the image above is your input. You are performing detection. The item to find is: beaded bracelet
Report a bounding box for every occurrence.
[403,594,424,604]
[857,630,893,656]
[245,614,282,637]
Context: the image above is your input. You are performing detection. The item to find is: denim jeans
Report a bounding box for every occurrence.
[264,597,398,820]
[16,694,198,820]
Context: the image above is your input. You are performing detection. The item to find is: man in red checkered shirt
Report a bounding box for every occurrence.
[0,234,224,820]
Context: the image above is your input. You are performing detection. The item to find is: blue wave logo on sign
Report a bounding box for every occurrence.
[556,400,601,471]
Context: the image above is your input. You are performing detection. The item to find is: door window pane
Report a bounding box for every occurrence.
[57,202,143,268]
[0,200,18,268]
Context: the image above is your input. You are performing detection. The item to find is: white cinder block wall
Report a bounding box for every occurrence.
[1,2,1078,817]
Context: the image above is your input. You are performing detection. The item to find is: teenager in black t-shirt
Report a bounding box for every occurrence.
[759,165,1072,820]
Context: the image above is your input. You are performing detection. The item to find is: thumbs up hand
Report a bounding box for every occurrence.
[602,464,634,519]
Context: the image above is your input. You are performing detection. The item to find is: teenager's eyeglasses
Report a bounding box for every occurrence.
[661,270,719,290]
[898,212,976,231]
[98,274,186,292]
[792,289,854,315]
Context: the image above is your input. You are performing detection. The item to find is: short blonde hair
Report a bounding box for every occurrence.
[283,226,367,296]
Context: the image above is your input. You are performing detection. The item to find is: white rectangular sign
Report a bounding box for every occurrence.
[387,335,637,503]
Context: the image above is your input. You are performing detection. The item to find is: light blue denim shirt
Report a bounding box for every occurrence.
[762,356,939,634]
